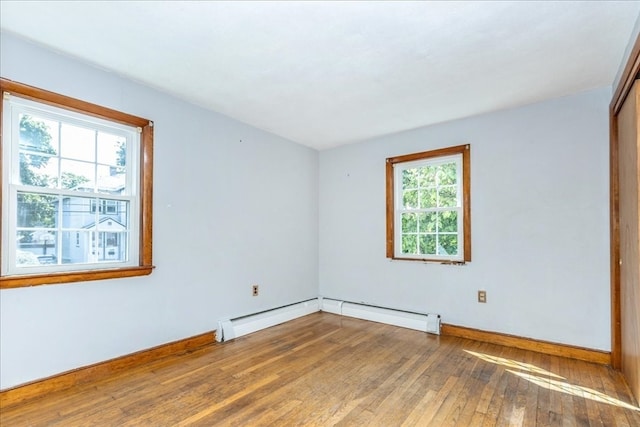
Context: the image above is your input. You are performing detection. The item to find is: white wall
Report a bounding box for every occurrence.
[319,87,611,351]
[613,12,640,92]
[0,34,319,389]
[0,30,615,390]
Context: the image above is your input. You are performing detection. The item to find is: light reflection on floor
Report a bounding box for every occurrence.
[464,349,639,412]
[464,350,565,379]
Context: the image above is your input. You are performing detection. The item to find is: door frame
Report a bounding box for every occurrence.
[610,32,640,369]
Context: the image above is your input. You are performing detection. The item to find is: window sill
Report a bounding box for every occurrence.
[0,265,155,289]
[390,257,467,265]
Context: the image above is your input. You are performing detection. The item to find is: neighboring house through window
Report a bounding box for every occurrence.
[386,144,471,262]
[1,79,154,288]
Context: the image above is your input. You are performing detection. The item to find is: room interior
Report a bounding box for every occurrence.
[0,1,639,424]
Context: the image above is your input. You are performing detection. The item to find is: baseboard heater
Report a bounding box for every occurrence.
[320,297,441,335]
[216,299,320,342]
[216,297,440,343]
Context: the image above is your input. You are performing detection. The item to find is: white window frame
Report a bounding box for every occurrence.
[1,95,140,276]
[394,154,463,261]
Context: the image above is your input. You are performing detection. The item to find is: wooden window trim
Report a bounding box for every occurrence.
[386,144,471,262]
[0,78,154,289]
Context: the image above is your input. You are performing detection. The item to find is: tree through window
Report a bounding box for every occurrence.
[386,144,471,262]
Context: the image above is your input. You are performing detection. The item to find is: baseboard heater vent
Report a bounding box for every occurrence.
[216,299,320,342]
[319,297,441,335]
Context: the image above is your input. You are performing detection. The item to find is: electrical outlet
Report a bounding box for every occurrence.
[252,284,259,296]
[478,290,487,303]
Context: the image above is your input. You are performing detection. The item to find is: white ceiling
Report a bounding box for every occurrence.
[1,1,639,150]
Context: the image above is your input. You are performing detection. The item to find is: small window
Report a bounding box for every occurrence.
[1,79,154,288]
[386,144,471,262]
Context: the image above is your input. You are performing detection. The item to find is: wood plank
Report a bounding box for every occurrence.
[0,331,215,408]
[1,313,639,426]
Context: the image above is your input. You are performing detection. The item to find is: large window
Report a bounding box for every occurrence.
[386,144,471,262]
[1,79,154,288]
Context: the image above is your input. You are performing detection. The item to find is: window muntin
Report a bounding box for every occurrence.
[386,144,471,262]
[1,78,154,288]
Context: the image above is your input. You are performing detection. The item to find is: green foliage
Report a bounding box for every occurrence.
[116,140,126,167]
[436,163,457,185]
[402,162,458,209]
[16,115,59,239]
[400,161,460,256]
[19,114,56,187]
[54,172,90,189]
[19,115,55,165]
[418,234,436,255]
[439,235,458,255]
[402,234,417,254]
[401,230,458,256]
[401,226,457,255]
[439,211,457,232]
[16,193,57,242]
[19,166,49,188]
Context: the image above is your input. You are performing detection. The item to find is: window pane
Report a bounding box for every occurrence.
[402,189,418,208]
[97,132,126,168]
[96,200,129,226]
[60,123,95,162]
[402,234,417,254]
[18,114,60,188]
[417,165,436,187]
[19,154,57,188]
[95,168,126,195]
[16,248,40,267]
[436,162,457,185]
[19,113,58,150]
[19,113,58,153]
[16,231,57,264]
[438,211,458,233]
[96,203,129,228]
[58,170,91,190]
[419,234,436,255]
[61,230,92,264]
[99,232,128,262]
[438,234,458,256]
[60,159,94,189]
[402,168,419,188]
[418,212,436,233]
[438,186,457,207]
[402,213,417,233]
[90,231,128,262]
[419,188,437,208]
[17,192,58,228]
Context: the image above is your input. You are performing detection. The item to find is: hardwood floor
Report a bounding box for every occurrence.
[1,312,639,426]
